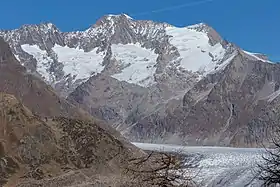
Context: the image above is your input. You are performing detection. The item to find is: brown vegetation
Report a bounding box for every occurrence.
[124,150,196,187]
[258,136,280,186]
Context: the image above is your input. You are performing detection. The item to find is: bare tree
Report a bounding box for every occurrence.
[258,133,280,187]
[124,150,198,187]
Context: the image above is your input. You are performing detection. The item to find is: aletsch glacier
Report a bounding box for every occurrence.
[134,143,267,187]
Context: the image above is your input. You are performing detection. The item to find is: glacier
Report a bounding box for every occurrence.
[133,143,268,187]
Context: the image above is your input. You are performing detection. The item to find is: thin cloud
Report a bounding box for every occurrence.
[130,0,217,16]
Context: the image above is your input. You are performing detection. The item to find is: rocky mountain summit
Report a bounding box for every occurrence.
[1,14,278,147]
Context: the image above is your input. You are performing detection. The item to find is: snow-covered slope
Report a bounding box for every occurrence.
[21,43,106,83]
[134,143,266,187]
[166,26,226,73]
[111,43,158,87]
[53,44,105,80]
[21,44,54,82]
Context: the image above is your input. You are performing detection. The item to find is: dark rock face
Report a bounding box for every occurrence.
[67,74,148,126]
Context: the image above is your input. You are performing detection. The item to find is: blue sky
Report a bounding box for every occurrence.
[1,0,279,61]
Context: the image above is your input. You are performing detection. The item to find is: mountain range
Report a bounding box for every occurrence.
[1,14,279,147]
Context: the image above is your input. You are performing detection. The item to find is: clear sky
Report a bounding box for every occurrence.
[1,0,279,61]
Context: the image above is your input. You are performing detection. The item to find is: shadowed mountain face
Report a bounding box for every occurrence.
[0,15,278,147]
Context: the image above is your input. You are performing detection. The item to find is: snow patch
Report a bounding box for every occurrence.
[166,27,226,75]
[21,44,53,83]
[47,23,53,30]
[206,53,237,75]
[267,89,280,102]
[21,44,105,83]
[107,14,133,20]
[111,43,158,87]
[243,50,272,63]
[123,14,133,19]
[52,44,105,81]
[14,54,22,64]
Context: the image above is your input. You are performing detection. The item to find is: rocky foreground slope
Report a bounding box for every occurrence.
[1,14,279,147]
[0,93,135,186]
[0,37,153,187]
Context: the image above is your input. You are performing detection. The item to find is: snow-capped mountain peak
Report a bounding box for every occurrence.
[107,13,133,20]
[0,16,243,97]
[18,22,61,36]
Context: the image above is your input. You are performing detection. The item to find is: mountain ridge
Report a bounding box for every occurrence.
[0,14,236,92]
[1,14,276,147]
